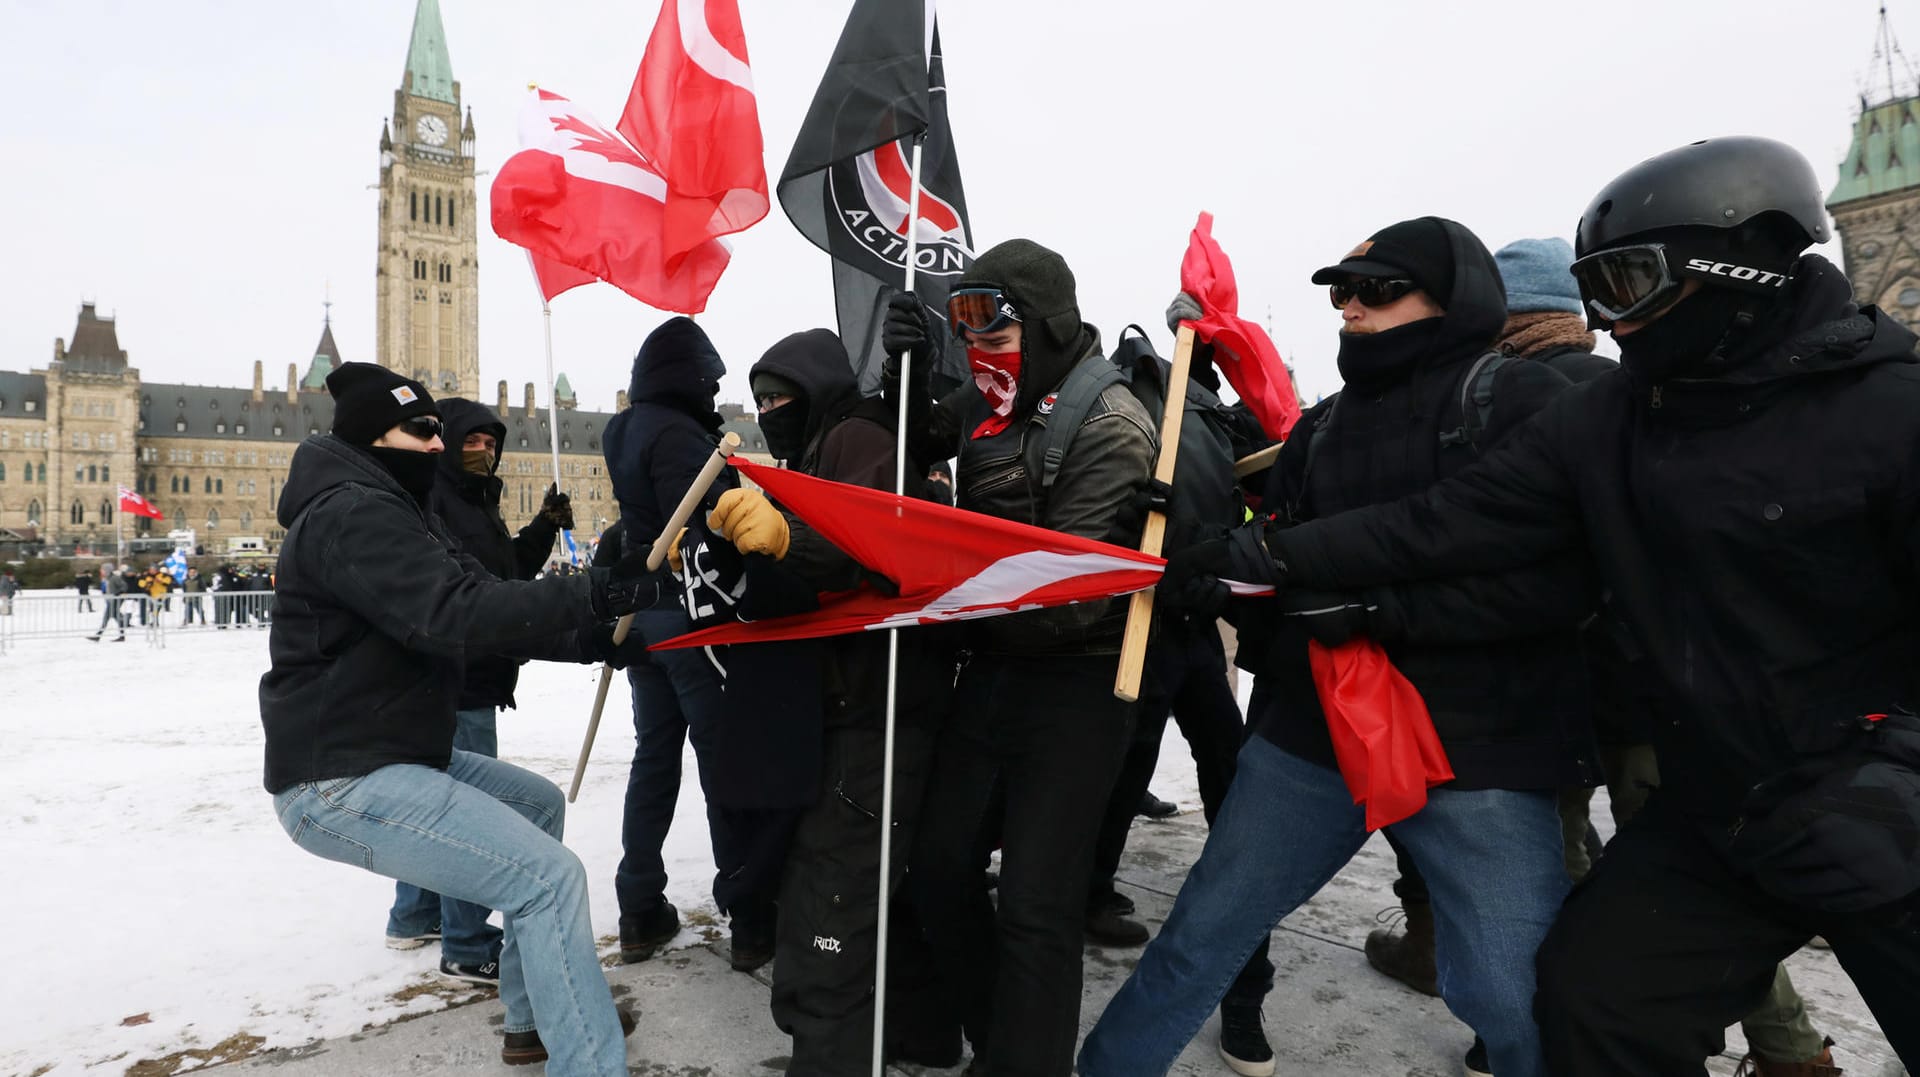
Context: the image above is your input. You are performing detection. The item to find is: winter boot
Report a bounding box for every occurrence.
[501,1005,637,1066]
[1463,1036,1491,1077]
[618,901,680,964]
[1364,901,1439,997]
[1218,999,1275,1077]
[729,909,776,973]
[1085,889,1149,947]
[1734,1037,1844,1077]
[1138,790,1179,818]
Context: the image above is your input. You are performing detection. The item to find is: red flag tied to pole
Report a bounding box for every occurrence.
[117,487,164,520]
[1179,212,1304,439]
[490,88,733,311]
[655,458,1175,649]
[618,0,768,265]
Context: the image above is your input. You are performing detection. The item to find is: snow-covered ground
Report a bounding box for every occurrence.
[0,600,1207,1076]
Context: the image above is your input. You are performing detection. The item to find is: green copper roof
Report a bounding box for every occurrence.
[404,0,456,105]
[553,373,575,400]
[302,322,340,390]
[1829,96,1920,207]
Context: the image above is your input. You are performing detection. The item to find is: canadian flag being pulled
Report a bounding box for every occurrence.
[490,88,731,312]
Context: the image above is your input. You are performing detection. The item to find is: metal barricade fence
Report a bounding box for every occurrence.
[0,590,273,654]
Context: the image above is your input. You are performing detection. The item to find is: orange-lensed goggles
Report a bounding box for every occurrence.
[947,288,1022,337]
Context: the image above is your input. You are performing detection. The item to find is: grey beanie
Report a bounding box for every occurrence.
[1494,237,1584,316]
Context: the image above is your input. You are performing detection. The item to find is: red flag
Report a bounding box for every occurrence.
[1308,639,1453,831]
[490,87,732,313]
[117,487,164,520]
[618,0,768,265]
[1179,212,1304,439]
[654,458,1172,649]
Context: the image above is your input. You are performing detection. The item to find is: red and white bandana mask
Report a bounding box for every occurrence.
[968,346,1022,439]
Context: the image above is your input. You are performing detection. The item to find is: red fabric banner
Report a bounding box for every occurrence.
[1308,639,1453,831]
[1179,211,1304,440]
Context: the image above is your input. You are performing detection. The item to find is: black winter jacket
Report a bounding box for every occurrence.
[1268,257,1920,814]
[603,318,739,587]
[259,435,595,793]
[749,329,957,727]
[1246,218,1597,791]
[428,398,561,710]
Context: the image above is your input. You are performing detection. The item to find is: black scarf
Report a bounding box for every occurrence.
[1335,318,1444,390]
[758,401,809,463]
[1615,286,1767,385]
[367,446,439,505]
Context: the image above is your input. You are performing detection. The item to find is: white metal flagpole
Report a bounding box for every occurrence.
[871,133,926,1077]
[540,299,575,564]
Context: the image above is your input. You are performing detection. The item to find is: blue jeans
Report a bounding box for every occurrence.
[388,707,505,963]
[1078,736,1567,1077]
[614,606,726,918]
[274,750,626,1076]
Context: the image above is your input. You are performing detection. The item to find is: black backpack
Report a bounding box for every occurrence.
[1029,324,1242,548]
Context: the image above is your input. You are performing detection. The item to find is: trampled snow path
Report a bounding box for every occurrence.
[0,617,1208,1076]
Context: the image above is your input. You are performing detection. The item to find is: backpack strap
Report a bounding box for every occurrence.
[1036,352,1126,490]
[1438,350,1518,453]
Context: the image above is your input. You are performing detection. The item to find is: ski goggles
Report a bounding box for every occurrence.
[1328,276,1418,310]
[947,287,1023,337]
[398,415,445,441]
[1569,243,1687,324]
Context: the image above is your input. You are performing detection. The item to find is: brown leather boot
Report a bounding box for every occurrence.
[1734,1037,1844,1077]
[1363,902,1438,997]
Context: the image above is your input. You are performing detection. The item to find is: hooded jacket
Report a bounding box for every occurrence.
[427,398,562,710]
[259,435,595,793]
[919,240,1159,655]
[1268,255,1920,814]
[748,329,955,724]
[1248,217,1598,791]
[603,317,740,577]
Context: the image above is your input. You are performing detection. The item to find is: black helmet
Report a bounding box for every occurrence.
[1570,137,1830,325]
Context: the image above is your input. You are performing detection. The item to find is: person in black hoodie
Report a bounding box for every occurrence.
[1206,138,1920,1071]
[882,238,1158,1076]
[263,363,659,1073]
[1082,218,1593,1077]
[602,317,783,969]
[382,397,575,980]
[692,328,959,1074]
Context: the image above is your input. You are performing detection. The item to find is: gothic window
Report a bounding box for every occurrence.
[99,499,112,523]
[435,194,443,225]
[410,190,417,221]
[0,463,6,481]
[449,199,456,230]
[204,477,212,494]
[87,465,97,482]
[207,508,220,530]
[28,499,39,522]
[70,500,83,525]
[75,466,84,482]
[242,509,253,528]
[216,479,224,494]
[100,466,109,484]
[36,463,45,482]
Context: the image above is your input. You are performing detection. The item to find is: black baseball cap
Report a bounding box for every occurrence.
[1311,217,1456,305]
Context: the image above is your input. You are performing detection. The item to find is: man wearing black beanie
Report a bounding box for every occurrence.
[262,362,663,1072]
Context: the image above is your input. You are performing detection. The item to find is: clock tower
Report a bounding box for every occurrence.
[376,0,479,398]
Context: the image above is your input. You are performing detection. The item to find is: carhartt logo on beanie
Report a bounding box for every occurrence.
[326,362,438,445]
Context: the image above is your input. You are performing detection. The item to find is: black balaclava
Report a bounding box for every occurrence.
[326,361,441,504]
[757,402,808,463]
[367,445,439,504]
[1613,285,1765,384]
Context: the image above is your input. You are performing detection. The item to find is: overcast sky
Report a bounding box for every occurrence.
[2,0,1904,413]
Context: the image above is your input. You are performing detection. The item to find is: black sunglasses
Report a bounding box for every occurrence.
[1329,277,1418,310]
[399,415,444,441]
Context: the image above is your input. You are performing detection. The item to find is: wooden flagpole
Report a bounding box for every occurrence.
[1112,324,1197,702]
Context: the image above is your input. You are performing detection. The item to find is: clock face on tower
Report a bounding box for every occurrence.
[416,114,449,147]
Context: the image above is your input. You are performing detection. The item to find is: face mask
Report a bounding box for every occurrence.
[968,346,1023,439]
[1334,317,1443,386]
[757,400,809,463]
[1613,286,1757,384]
[460,450,495,476]
[367,445,439,504]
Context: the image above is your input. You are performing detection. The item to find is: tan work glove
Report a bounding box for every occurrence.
[708,488,790,560]
[665,527,689,572]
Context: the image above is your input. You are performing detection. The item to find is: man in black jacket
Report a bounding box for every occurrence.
[263,362,657,1072]
[383,397,574,981]
[691,328,958,1074]
[1203,138,1920,1071]
[602,317,780,970]
[1082,218,1593,1077]
[884,238,1158,1076]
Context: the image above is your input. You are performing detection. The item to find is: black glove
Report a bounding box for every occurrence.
[1277,589,1377,646]
[1158,525,1284,617]
[1106,478,1174,548]
[588,551,666,620]
[880,291,937,388]
[539,483,575,530]
[582,621,648,670]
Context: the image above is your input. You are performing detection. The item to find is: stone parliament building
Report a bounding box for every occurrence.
[0,0,761,558]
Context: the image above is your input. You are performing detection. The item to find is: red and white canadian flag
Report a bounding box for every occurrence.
[490,87,732,312]
[618,0,768,265]
[117,487,164,520]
